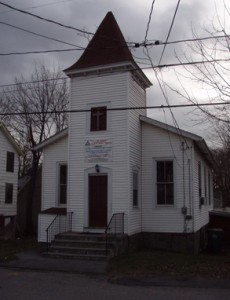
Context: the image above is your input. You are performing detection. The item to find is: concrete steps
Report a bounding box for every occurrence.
[43,232,114,260]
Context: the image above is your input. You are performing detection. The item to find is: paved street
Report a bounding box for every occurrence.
[0,268,229,300]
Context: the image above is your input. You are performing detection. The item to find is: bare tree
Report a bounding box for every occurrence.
[212,122,230,206]
[0,64,69,233]
[171,2,230,125]
[1,64,69,175]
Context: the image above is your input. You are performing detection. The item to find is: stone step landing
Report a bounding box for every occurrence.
[43,232,115,261]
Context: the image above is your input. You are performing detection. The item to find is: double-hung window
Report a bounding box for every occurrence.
[59,164,67,205]
[156,160,174,205]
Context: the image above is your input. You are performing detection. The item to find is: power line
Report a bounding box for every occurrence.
[2,41,230,57]
[0,2,135,46]
[0,77,68,88]
[1,102,230,116]
[139,33,230,48]
[0,1,94,36]
[158,0,181,65]
[0,49,82,56]
[2,16,228,52]
[0,21,85,49]
[0,57,229,89]
[141,0,191,152]
[0,0,74,14]
[144,0,156,43]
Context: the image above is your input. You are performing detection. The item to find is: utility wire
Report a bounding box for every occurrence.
[158,0,181,65]
[1,37,229,56]
[0,77,68,89]
[0,57,230,88]
[0,0,74,14]
[0,1,94,36]
[0,21,85,49]
[0,49,82,56]
[142,0,190,151]
[144,0,156,43]
[138,33,230,48]
[0,102,230,116]
[0,2,135,45]
[2,17,229,51]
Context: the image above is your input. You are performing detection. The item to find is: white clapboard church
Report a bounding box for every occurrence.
[35,12,213,257]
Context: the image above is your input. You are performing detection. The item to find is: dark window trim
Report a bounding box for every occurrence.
[59,164,67,205]
[156,160,174,206]
[133,171,138,207]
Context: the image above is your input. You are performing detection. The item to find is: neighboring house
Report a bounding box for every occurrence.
[0,122,21,230]
[17,166,42,234]
[35,12,213,254]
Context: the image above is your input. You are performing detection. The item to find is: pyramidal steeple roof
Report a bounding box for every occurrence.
[64,12,135,72]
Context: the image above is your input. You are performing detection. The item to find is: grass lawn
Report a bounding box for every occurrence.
[107,249,230,279]
[0,237,38,262]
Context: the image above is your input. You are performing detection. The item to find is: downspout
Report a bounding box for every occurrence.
[188,158,192,217]
[190,145,195,233]
[181,142,187,233]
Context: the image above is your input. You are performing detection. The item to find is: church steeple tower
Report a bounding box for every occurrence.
[64,12,135,72]
[64,12,151,88]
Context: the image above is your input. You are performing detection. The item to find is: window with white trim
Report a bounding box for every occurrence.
[156,160,174,205]
[59,164,67,205]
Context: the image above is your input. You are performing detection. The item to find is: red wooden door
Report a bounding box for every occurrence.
[89,175,108,227]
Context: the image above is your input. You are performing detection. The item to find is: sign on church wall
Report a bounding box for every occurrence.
[85,139,112,162]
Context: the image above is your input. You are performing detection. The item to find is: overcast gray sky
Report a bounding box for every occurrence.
[0,0,227,145]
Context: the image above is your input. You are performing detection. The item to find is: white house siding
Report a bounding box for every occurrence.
[128,74,147,235]
[38,135,68,242]
[141,122,195,233]
[192,147,213,232]
[41,135,68,211]
[0,129,19,218]
[68,72,132,233]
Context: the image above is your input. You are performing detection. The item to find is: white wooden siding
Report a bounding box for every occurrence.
[0,129,19,217]
[69,72,131,232]
[192,147,213,231]
[141,122,195,233]
[39,136,68,241]
[42,135,68,211]
[127,74,146,234]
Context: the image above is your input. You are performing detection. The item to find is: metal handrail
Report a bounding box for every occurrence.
[105,212,125,255]
[46,211,73,252]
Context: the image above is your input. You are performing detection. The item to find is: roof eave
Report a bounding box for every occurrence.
[0,123,22,155]
[64,61,152,88]
[33,128,68,151]
[140,115,213,166]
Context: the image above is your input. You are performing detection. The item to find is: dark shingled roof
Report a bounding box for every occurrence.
[64,11,135,72]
